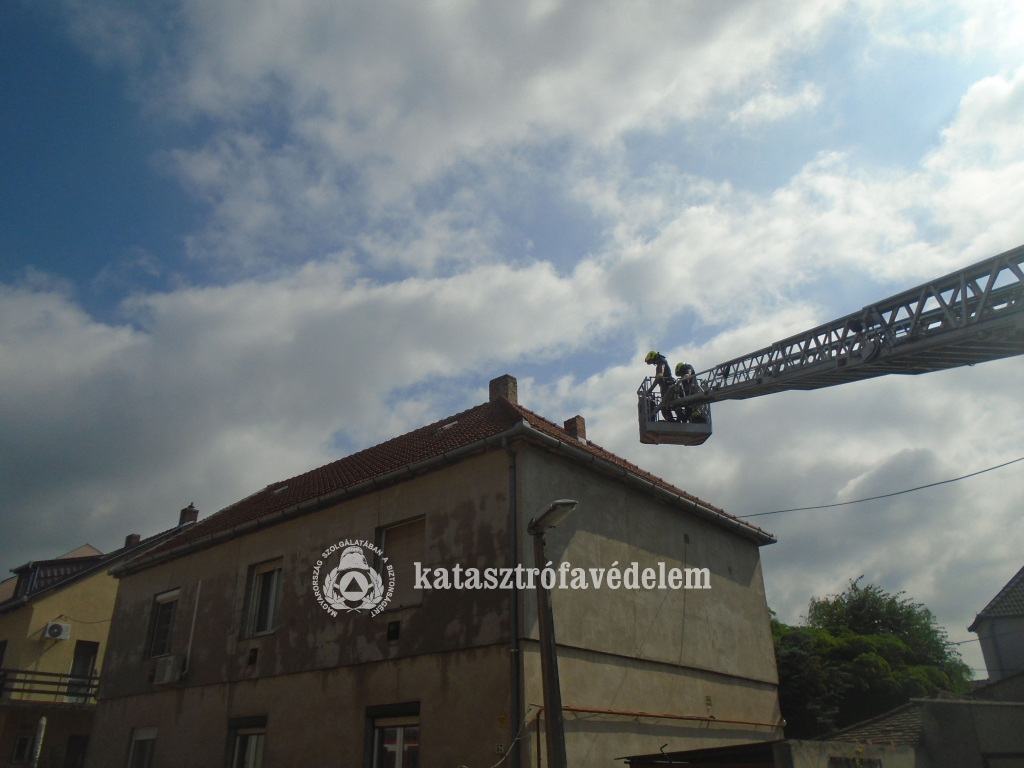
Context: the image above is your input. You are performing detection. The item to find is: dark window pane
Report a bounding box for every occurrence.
[128,738,155,768]
[150,600,176,657]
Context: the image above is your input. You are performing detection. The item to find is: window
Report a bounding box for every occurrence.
[149,590,179,657]
[11,726,34,764]
[127,728,156,768]
[231,729,266,768]
[63,734,90,768]
[380,518,425,610]
[244,560,283,637]
[66,640,99,702]
[228,716,267,768]
[372,718,419,768]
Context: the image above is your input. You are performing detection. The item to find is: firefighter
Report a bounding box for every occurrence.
[644,351,676,421]
[673,362,705,423]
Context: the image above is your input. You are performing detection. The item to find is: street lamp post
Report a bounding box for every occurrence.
[527,499,578,768]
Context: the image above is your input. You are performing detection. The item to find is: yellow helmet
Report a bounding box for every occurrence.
[645,350,659,363]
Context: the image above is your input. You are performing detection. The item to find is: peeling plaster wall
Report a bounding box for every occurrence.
[514,442,780,766]
[89,449,512,768]
[88,438,781,768]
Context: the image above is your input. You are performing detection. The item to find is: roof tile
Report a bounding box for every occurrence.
[140,398,771,562]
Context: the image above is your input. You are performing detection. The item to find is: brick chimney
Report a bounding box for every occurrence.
[563,415,586,440]
[179,503,199,526]
[124,533,141,548]
[489,375,518,404]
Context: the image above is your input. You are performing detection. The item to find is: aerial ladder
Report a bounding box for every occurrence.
[639,243,1024,445]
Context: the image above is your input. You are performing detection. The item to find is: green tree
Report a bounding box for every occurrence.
[772,579,972,738]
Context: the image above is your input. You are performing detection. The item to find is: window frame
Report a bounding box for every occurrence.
[371,717,420,768]
[126,727,157,768]
[362,702,420,768]
[147,589,179,658]
[11,726,34,764]
[226,716,268,768]
[376,517,426,612]
[242,559,284,639]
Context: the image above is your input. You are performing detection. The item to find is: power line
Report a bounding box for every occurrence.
[739,455,1024,519]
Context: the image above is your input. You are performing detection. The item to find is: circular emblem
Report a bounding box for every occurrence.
[312,539,394,616]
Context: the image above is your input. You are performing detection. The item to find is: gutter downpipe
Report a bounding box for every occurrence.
[113,417,773,579]
[503,437,522,768]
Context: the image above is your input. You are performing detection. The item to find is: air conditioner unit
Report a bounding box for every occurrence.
[153,655,184,685]
[44,622,71,641]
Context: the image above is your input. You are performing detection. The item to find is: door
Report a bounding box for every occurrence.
[66,641,98,702]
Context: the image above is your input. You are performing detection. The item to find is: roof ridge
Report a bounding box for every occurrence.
[820,700,921,741]
[507,401,740,522]
[972,563,1024,624]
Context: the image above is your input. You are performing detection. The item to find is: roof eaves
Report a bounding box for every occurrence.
[0,526,188,615]
[970,564,1024,630]
[514,416,776,545]
[112,420,533,578]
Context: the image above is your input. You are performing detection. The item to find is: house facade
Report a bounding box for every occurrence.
[969,563,1024,683]
[0,520,189,768]
[86,376,781,768]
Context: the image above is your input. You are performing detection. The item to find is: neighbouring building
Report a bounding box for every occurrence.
[86,375,782,768]
[969,563,1024,683]
[622,697,1024,767]
[0,512,193,768]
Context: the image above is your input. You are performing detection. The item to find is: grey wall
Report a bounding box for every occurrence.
[514,442,780,767]
[976,616,1024,682]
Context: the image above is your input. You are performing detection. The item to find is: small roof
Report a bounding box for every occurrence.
[822,701,923,746]
[969,563,1024,631]
[133,397,774,571]
[0,527,186,615]
[57,543,103,560]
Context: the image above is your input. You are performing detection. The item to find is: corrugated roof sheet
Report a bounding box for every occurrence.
[139,397,771,563]
[973,563,1024,623]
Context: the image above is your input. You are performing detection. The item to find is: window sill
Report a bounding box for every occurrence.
[239,629,277,641]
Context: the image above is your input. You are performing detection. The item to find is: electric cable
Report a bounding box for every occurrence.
[739,455,1024,519]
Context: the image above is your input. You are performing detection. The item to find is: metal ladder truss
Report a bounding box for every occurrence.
[673,243,1024,406]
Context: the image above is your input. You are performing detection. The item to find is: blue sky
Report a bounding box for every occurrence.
[3,0,1024,677]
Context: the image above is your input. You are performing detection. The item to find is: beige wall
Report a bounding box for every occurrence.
[514,443,780,766]
[89,645,509,768]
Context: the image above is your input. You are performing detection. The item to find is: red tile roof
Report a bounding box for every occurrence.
[137,397,771,565]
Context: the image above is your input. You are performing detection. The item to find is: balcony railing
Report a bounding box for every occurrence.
[0,668,99,705]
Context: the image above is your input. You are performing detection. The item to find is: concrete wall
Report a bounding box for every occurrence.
[90,449,514,767]
[0,706,94,768]
[514,442,780,767]
[88,645,509,768]
[774,740,914,768]
[918,700,1024,768]
[90,437,781,768]
[976,616,1024,681]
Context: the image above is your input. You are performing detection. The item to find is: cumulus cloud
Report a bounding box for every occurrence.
[6,0,1024,677]
[729,83,823,125]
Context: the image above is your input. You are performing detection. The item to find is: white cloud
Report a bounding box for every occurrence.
[8,0,1024,678]
[729,83,823,125]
